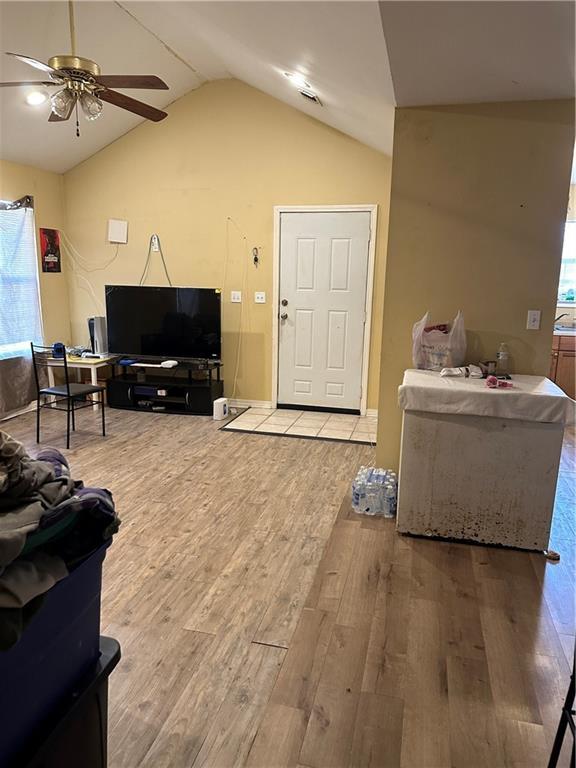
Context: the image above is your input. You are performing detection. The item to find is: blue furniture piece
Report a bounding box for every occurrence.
[0,545,114,767]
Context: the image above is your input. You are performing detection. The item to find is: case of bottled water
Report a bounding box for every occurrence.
[352,466,397,517]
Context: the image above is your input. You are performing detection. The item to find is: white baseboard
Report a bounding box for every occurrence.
[228,399,274,410]
[365,408,378,419]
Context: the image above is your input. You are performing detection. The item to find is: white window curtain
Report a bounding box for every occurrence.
[0,203,43,356]
[0,199,43,416]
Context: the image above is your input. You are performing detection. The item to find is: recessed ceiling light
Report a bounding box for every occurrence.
[25,90,48,106]
[284,72,310,90]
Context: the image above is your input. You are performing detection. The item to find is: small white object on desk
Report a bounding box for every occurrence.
[129,360,179,369]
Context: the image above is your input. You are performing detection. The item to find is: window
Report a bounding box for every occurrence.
[558,221,576,304]
[0,201,43,357]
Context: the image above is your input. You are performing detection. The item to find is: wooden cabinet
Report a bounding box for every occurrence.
[555,351,575,399]
[550,350,558,381]
[550,334,576,399]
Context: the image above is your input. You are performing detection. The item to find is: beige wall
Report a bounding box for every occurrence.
[377,100,574,469]
[567,184,576,221]
[0,159,71,343]
[63,79,391,406]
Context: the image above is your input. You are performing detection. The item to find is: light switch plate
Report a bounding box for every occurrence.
[254,291,266,304]
[231,291,242,303]
[526,310,541,330]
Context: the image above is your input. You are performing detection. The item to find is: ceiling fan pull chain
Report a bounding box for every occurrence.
[75,98,80,138]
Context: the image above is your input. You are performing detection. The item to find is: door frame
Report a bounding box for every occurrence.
[271,204,378,415]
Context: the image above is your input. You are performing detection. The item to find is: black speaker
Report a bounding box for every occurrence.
[106,380,134,409]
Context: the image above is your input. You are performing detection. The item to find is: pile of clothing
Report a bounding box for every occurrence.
[0,430,119,649]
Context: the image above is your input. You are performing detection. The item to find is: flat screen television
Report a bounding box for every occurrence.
[105,285,221,360]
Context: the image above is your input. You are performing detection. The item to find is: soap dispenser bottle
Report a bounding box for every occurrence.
[496,342,510,376]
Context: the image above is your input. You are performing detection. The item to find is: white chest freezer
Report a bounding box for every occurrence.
[396,370,573,550]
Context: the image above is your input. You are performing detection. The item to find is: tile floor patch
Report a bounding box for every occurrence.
[351,422,376,434]
[318,428,354,440]
[223,408,377,444]
[254,423,289,434]
[286,426,321,437]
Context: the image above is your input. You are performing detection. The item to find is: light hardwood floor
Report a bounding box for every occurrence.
[5,409,574,768]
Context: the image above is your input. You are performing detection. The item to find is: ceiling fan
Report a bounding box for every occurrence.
[0,0,169,134]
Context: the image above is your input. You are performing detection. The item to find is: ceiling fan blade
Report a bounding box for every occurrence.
[98,88,167,122]
[5,52,60,78]
[0,81,59,87]
[96,75,168,90]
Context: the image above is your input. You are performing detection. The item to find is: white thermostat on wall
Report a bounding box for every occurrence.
[108,219,128,244]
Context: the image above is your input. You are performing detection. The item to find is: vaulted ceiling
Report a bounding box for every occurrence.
[379,0,574,107]
[0,1,573,174]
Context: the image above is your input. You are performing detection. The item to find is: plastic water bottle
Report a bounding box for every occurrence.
[366,470,377,514]
[351,467,361,510]
[377,469,390,515]
[364,484,378,515]
[352,466,369,513]
[391,484,398,515]
[383,484,396,518]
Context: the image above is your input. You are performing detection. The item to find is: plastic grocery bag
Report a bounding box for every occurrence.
[412,311,466,371]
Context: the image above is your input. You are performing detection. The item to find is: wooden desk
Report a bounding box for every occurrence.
[47,356,117,410]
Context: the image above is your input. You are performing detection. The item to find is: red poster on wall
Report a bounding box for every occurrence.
[40,228,61,273]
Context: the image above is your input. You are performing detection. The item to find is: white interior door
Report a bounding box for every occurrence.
[278,211,371,410]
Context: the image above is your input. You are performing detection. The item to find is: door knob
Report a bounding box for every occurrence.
[280,312,288,320]
[281,299,288,306]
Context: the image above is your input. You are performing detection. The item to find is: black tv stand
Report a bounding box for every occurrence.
[107,359,224,415]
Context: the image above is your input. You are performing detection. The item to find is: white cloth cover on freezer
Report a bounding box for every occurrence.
[398,369,574,425]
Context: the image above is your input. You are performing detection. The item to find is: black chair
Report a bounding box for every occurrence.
[30,343,106,450]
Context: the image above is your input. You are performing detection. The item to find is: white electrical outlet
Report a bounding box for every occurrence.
[231,291,242,303]
[254,292,266,304]
[526,310,541,330]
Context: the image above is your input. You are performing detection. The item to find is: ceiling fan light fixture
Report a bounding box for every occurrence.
[80,91,103,121]
[50,88,75,118]
[25,90,48,106]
